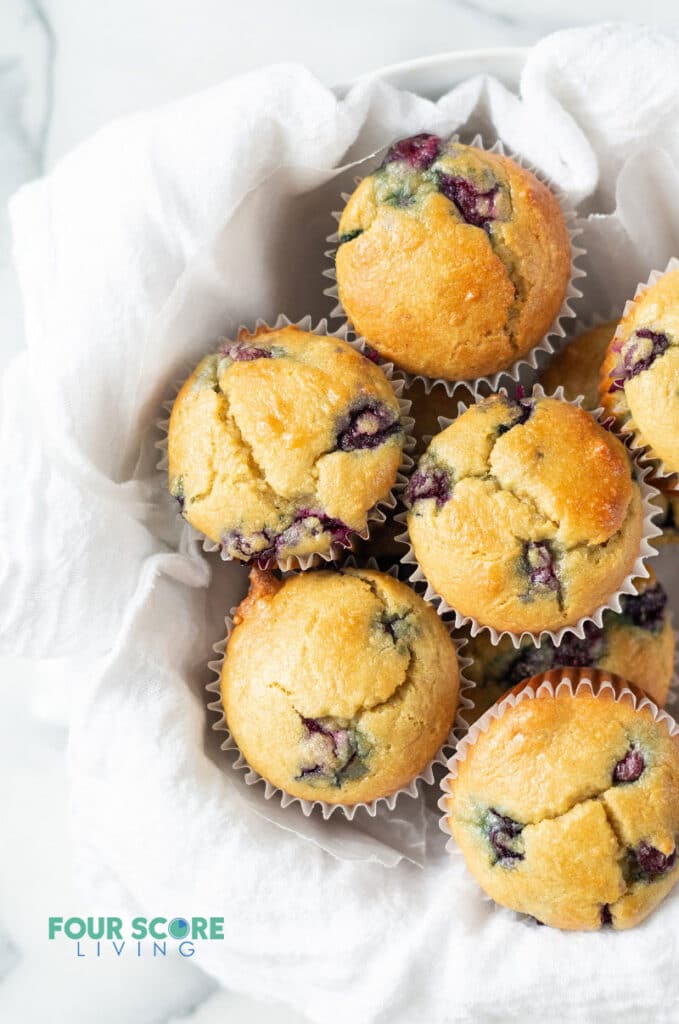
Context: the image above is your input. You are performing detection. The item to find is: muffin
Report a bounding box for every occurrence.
[445,668,679,930]
[600,268,679,477]
[335,134,571,381]
[465,573,675,721]
[221,567,460,806]
[351,503,408,573]
[405,393,644,635]
[541,320,617,407]
[168,324,405,565]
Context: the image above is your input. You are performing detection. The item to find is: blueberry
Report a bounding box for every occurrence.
[521,541,561,595]
[600,905,613,927]
[497,399,534,437]
[222,341,274,362]
[336,400,401,452]
[485,808,524,865]
[619,583,667,634]
[613,748,645,784]
[222,511,353,567]
[380,612,411,644]
[438,173,500,231]
[404,464,451,508]
[609,329,670,391]
[634,841,676,877]
[554,622,607,667]
[384,133,442,171]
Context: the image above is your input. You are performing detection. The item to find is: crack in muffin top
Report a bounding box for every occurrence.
[335,136,571,380]
[167,325,404,564]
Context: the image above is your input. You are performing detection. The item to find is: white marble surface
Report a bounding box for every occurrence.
[2,2,679,1022]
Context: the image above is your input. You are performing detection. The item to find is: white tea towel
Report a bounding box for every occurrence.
[6,21,679,1024]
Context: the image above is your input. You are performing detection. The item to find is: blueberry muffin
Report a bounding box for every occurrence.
[600,269,679,478]
[465,574,675,722]
[445,668,679,930]
[541,320,617,407]
[335,134,571,381]
[221,567,460,806]
[405,393,644,635]
[168,325,405,566]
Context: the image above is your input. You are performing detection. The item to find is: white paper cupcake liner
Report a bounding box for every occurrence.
[205,559,475,822]
[438,669,679,870]
[599,256,679,486]
[396,382,662,649]
[155,313,415,572]
[322,132,586,396]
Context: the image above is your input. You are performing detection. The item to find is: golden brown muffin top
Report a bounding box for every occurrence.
[222,567,460,805]
[336,136,571,381]
[167,325,404,563]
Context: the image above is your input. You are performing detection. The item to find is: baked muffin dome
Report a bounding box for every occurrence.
[221,567,460,806]
[335,134,571,381]
[600,269,679,477]
[405,393,644,635]
[465,574,675,722]
[541,320,617,408]
[168,324,405,565]
[445,670,679,930]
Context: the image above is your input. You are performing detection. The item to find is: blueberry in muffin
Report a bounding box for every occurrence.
[445,668,679,930]
[335,135,571,381]
[220,567,460,806]
[405,393,645,635]
[168,325,405,565]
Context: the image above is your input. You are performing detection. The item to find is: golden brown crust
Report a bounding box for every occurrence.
[336,141,571,380]
[447,669,679,930]
[407,395,642,634]
[221,568,460,806]
[599,269,679,476]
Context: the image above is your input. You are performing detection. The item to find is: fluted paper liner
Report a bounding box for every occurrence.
[323,132,586,395]
[397,383,662,648]
[599,256,679,486]
[438,669,679,873]
[205,560,475,822]
[155,313,415,572]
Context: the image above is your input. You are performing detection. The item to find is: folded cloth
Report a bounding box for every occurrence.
[6,22,679,1024]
